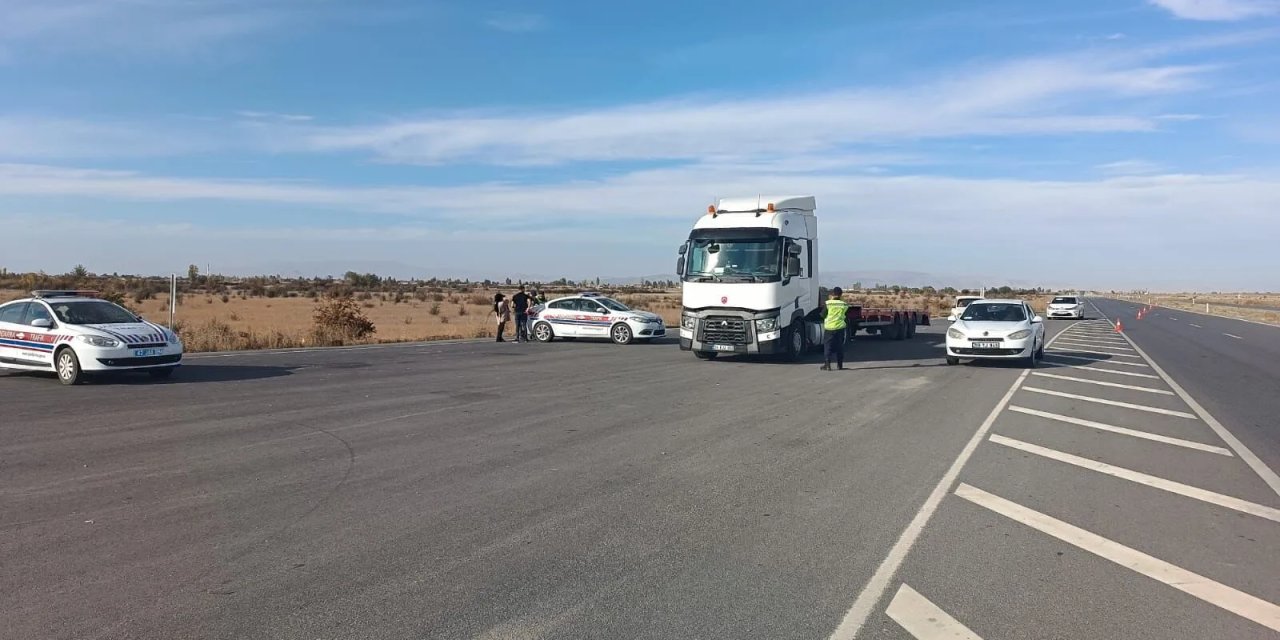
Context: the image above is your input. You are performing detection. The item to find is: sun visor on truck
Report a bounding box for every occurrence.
[688,228,780,240]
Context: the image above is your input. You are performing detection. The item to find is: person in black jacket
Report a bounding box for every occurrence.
[511,285,532,343]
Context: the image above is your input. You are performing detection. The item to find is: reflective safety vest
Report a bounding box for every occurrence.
[824,299,849,331]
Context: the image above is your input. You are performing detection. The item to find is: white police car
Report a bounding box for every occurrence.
[531,293,666,345]
[0,291,183,385]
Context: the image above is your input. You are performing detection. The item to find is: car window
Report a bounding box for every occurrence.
[0,302,28,325]
[548,299,575,311]
[575,300,606,313]
[1052,297,1077,304]
[25,303,54,326]
[49,300,139,324]
[962,303,1027,322]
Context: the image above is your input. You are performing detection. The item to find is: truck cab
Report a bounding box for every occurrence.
[676,196,822,360]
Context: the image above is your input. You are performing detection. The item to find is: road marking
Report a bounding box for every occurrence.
[828,321,1088,639]
[1225,333,1243,340]
[1042,353,1150,368]
[1059,333,1130,344]
[1031,372,1172,395]
[886,584,984,640]
[955,483,1280,633]
[990,435,1276,521]
[1189,323,1203,328]
[1007,406,1231,455]
[1170,317,1179,321]
[827,369,1029,640]
[1023,387,1197,419]
[1048,347,1143,359]
[1043,364,1160,379]
[1051,339,1136,352]
[1092,300,1280,499]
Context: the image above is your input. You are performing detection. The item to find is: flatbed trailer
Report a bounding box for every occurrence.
[849,305,930,340]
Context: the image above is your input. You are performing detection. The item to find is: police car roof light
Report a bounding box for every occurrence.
[31,290,100,299]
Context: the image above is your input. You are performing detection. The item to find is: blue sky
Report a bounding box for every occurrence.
[1,0,1278,289]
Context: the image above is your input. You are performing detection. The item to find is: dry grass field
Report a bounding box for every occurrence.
[1117,293,1280,326]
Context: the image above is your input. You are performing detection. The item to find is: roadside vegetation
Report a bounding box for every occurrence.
[0,266,1091,351]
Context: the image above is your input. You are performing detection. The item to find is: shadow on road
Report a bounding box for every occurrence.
[98,364,299,385]
[709,328,948,366]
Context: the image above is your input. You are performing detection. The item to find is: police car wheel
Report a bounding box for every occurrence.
[56,348,83,386]
[533,322,554,343]
[611,323,633,345]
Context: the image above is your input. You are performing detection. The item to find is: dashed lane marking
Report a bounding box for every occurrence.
[1225,333,1243,340]
[956,483,1280,633]
[1047,347,1143,359]
[1040,364,1160,379]
[1023,387,1197,419]
[989,435,1277,522]
[1007,406,1232,455]
[1043,354,1151,368]
[1031,372,1172,395]
[886,584,985,640]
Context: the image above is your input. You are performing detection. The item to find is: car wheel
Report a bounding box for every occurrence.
[149,367,176,379]
[533,321,555,343]
[693,351,718,360]
[56,348,83,386]
[1025,343,1038,369]
[611,323,633,345]
[946,355,960,366]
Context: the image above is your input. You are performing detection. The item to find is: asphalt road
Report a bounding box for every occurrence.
[2,307,1277,640]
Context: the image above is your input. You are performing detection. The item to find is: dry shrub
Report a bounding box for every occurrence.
[177,319,307,352]
[468,293,489,306]
[429,303,441,316]
[311,296,377,346]
[457,305,468,317]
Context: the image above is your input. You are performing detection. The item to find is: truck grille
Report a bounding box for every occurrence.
[701,316,748,344]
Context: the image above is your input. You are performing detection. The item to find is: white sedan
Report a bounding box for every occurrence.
[531,293,666,345]
[0,290,183,385]
[1046,295,1085,319]
[945,299,1045,367]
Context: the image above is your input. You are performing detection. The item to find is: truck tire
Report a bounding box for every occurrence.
[785,324,805,361]
[905,315,916,339]
[893,317,906,341]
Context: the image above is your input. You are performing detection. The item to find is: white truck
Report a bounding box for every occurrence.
[676,195,928,360]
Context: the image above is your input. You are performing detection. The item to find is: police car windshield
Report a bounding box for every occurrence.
[597,298,630,312]
[1052,297,1077,304]
[962,303,1026,322]
[49,300,139,325]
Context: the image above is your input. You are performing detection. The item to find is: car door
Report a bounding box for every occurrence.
[582,300,614,338]
[545,299,580,337]
[20,302,58,369]
[1027,303,1044,345]
[0,302,32,366]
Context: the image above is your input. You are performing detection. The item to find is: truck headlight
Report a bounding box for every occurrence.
[681,315,697,330]
[78,335,120,348]
[755,317,778,332]
[1008,329,1032,340]
[947,327,965,340]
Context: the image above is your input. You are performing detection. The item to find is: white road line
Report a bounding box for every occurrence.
[990,435,1276,521]
[1043,364,1160,379]
[1092,300,1280,499]
[1189,323,1203,328]
[1170,317,1180,321]
[1048,347,1143,359]
[956,483,1280,633]
[827,370,1029,640]
[1007,406,1231,455]
[1225,333,1243,340]
[1052,339,1136,352]
[886,584,984,640]
[1060,333,1130,344]
[1023,387,1197,419]
[828,321,1088,639]
[1042,353,1150,368]
[1031,372,1173,395]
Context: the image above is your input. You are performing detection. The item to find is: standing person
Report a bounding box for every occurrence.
[493,293,511,342]
[821,287,849,371]
[511,285,532,343]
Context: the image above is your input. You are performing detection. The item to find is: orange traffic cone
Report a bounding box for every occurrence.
[1116,319,1124,333]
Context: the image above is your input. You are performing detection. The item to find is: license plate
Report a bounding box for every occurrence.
[133,348,163,357]
[971,342,1000,349]
[712,344,736,352]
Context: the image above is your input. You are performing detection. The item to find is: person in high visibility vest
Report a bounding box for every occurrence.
[821,287,850,371]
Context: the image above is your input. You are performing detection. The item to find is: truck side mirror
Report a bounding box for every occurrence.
[675,257,685,276]
[785,256,802,277]
[786,243,802,257]
[677,243,687,255]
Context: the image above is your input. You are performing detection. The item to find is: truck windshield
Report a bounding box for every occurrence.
[684,237,781,282]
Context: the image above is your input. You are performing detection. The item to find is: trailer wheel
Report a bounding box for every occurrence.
[893,317,906,341]
[905,316,916,339]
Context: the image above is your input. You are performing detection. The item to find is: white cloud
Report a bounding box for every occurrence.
[483,12,547,33]
[1148,0,1280,20]
[296,54,1206,165]
[0,117,226,159]
[1096,159,1164,175]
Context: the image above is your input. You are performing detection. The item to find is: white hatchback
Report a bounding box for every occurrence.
[0,291,183,385]
[1046,295,1085,319]
[532,293,666,345]
[945,299,1045,367]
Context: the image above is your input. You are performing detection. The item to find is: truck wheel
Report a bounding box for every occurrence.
[611,323,633,345]
[893,318,906,341]
[786,325,805,361]
[533,321,555,343]
[905,317,916,339]
[56,347,83,386]
[694,351,718,360]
